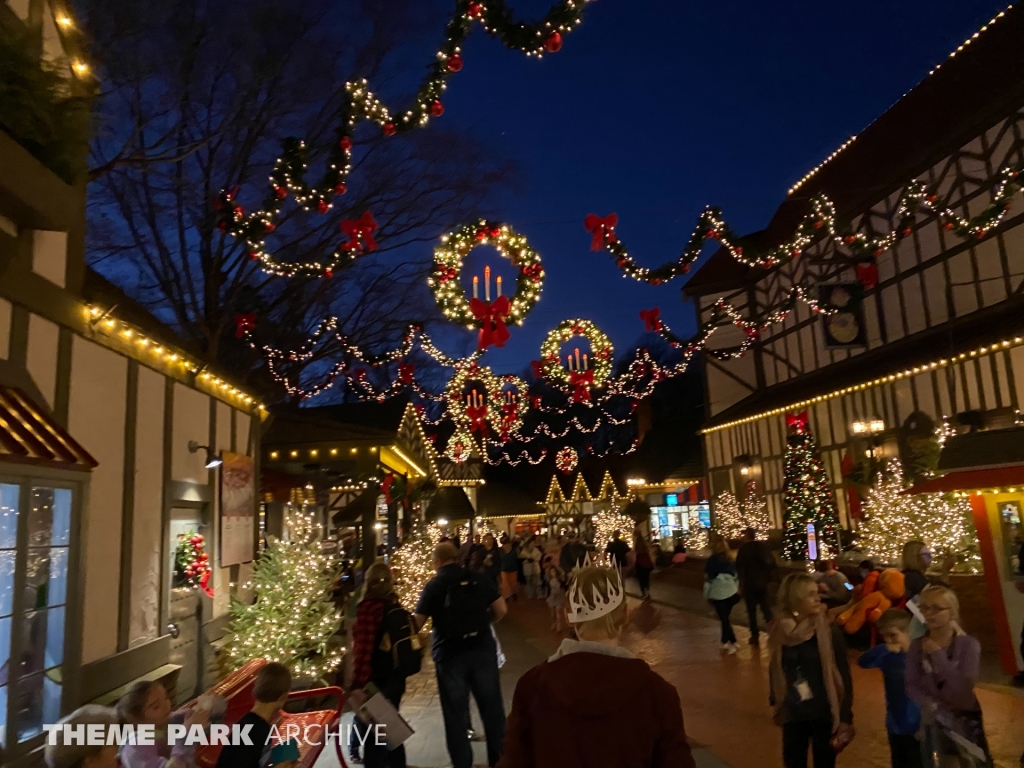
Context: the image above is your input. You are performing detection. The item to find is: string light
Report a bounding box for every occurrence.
[219,1,591,277]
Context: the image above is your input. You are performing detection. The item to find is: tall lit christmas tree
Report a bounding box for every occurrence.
[859,459,981,573]
[782,411,840,561]
[229,508,343,679]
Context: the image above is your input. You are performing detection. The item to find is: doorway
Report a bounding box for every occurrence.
[167,507,207,704]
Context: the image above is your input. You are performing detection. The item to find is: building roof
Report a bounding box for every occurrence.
[0,386,97,471]
[427,486,476,521]
[683,5,1024,296]
[904,466,1024,495]
[263,409,399,448]
[477,482,541,518]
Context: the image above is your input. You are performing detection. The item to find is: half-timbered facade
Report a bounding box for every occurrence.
[686,7,1024,532]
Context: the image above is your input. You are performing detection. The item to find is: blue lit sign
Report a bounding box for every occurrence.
[665,493,678,506]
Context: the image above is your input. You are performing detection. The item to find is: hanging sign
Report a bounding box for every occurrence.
[220,452,255,566]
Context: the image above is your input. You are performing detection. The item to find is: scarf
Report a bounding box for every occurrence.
[768,612,844,732]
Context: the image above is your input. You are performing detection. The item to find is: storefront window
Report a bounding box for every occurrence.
[0,481,74,749]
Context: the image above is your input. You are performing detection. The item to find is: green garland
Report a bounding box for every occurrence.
[588,161,1023,285]
[220,0,591,278]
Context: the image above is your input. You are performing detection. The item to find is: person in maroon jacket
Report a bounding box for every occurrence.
[497,562,696,768]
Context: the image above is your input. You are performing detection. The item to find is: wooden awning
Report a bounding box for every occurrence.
[0,386,97,471]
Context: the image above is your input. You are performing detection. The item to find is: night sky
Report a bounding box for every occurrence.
[416,0,1009,375]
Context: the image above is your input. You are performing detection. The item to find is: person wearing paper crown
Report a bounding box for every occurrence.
[496,558,696,768]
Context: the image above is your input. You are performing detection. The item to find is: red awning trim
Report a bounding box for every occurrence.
[902,465,1024,495]
[0,387,97,471]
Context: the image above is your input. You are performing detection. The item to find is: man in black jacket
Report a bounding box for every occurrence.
[736,527,778,646]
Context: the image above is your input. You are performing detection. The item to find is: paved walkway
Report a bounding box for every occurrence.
[331,590,1024,768]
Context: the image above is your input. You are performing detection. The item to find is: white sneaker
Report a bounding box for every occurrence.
[726,643,739,655]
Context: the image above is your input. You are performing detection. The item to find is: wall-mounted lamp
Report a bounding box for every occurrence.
[851,418,885,435]
[735,454,754,477]
[437,518,448,526]
[188,441,222,469]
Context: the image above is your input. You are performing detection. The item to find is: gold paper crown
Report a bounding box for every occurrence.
[566,554,624,624]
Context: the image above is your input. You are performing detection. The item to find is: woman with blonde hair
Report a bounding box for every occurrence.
[768,572,854,768]
[45,705,119,768]
[498,565,695,768]
[704,532,740,654]
[117,680,211,768]
[905,584,992,766]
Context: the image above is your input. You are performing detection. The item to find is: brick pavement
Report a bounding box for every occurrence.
[329,590,1024,768]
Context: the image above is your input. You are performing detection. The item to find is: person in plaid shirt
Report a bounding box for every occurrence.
[348,562,410,768]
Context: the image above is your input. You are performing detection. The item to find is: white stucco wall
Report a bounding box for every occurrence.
[129,367,165,647]
[26,313,59,407]
[171,383,210,485]
[69,337,126,664]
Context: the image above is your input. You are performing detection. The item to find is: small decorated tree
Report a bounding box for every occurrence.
[228,508,343,679]
[592,508,637,559]
[712,491,744,540]
[390,518,443,610]
[859,460,982,573]
[781,411,840,561]
[740,483,772,540]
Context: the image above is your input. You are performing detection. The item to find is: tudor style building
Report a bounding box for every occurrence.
[0,2,263,760]
[686,6,1024,540]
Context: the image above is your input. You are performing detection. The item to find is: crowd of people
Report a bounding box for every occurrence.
[41,526,1021,768]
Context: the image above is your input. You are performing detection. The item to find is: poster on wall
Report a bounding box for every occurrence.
[221,452,255,566]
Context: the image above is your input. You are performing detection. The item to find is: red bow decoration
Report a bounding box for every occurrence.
[398,363,415,384]
[199,568,214,598]
[340,211,378,253]
[470,295,511,350]
[639,307,663,332]
[743,325,761,340]
[530,359,546,379]
[233,312,257,338]
[584,213,618,251]
[856,263,879,290]
[786,411,809,433]
[569,369,594,403]
[382,473,396,504]
[467,404,488,435]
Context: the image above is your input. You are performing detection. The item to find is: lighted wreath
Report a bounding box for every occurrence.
[495,375,527,439]
[445,362,502,439]
[539,319,614,402]
[429,220,545,349]
[555,446,578,474]
[446,426,474,464]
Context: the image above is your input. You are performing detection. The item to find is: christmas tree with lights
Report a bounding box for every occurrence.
[740,483,773,539]
[228,508,343,679]
[712,491,744,540]
[781,412,840,561]
[859,460,982,573]
[391,518,443,610]
[592,508,637,560]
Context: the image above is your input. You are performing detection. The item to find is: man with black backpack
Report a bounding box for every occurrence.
[415,541,508,768]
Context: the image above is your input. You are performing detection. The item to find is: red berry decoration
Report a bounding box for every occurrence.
[334,183,347,195]
[383,122,397,136]
[317,200,330,214]
[544,31,563,53]
[274,186,287,200]
[843,234,857,244]
[943,221,956,231]
[339,136,352,151]
[901,226,913,237]
[264,221,275,232]
[467,1,483,18]
[217,222,228,232]
[324,268,333,279]
[813,219,824,229]
[430,100,444,117]
[249,252,259,261]
[447,53,464,72]
[650,278,662,286]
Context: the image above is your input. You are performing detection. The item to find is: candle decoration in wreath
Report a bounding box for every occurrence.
[445,426,475,464]
[555,446,578,474]
[429,220,545,350]
[539,319,613,403]
[496,375,527,441]
[446,361,503,440]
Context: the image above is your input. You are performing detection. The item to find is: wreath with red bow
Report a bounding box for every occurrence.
[444,363,526,444]
[428,221,545,350]
[538,318,614,401]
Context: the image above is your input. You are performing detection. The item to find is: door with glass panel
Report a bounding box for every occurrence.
[0,479,76,754]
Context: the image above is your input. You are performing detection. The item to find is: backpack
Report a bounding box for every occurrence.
[441,568,491,646]
[373,603,423,682]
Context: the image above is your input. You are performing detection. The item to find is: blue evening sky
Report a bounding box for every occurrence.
[414,0,1008,375]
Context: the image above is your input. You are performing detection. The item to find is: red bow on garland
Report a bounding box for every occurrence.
[856,263,879,290]
[786,411,809,433]
[530,359,546,379]
[639,307,663,332]
[584,213,618,251]
[569,369,594,403]
[470,295,511,349]
[233,312,257,338]
[340,211,378,253]
[467,404,488,435]
[398,363,415,384]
